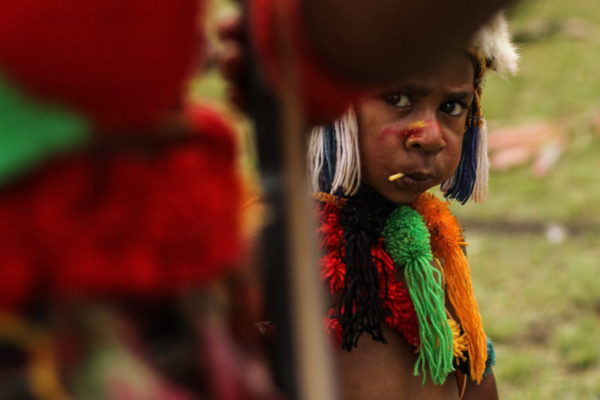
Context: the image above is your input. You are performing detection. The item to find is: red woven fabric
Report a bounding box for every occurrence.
[0,104,242,308]
[0,0,201,129]
[315,199,419,347]
[249,0,366,124]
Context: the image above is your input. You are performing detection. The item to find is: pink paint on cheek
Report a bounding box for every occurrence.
[379,126,405,140]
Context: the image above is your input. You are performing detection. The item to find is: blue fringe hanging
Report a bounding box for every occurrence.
[444,122,479,204]
[319,125,337,193]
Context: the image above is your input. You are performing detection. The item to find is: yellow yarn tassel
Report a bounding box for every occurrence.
[448,317,468,362]
[412,193,488,383]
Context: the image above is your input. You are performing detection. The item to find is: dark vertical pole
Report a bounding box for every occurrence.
[241,4,337,400]
[243,24,299,400]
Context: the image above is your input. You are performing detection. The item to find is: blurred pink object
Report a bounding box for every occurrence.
[487,122,566,177]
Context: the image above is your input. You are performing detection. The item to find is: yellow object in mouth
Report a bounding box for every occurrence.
[388,172,405,181]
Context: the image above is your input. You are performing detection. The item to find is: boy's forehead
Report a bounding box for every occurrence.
[387,52,476,90]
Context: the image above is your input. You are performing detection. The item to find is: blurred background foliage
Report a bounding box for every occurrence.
[196,0,600,398]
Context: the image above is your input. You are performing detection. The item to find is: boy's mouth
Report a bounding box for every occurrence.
[390,171,436,191]
[404,171,433,180]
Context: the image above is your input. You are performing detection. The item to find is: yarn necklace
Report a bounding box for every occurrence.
[316,189,488,385]
[413,192,487,383]
[382,205,453,385]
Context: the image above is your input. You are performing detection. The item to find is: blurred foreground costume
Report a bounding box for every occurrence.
[248,0,368,123]
[0,1,273,399]
[0,0,388,398]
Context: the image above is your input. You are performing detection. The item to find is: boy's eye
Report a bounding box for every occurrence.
[440,101,466,116]
[384,93,411,108]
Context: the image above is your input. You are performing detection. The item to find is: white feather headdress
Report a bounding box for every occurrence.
[472,12,519,75]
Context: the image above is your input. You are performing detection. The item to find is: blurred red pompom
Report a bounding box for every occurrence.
[0,0,202,129]
[0,104,242,308]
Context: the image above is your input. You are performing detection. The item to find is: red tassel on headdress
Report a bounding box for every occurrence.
[249,0,366,124]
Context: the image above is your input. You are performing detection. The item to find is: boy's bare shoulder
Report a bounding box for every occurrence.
[334,327,459,400]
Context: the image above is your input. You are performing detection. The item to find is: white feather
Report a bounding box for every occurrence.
[471,120,489,203]
[307,109,361,196]
[472,12,519,75]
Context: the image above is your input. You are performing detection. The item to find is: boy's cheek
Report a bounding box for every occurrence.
[360,161,386,192]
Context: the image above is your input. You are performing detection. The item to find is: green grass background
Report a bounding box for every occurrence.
[452,1,600,398]
[198,0,600,397]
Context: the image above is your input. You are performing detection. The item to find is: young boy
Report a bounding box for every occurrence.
[308,13,518,400]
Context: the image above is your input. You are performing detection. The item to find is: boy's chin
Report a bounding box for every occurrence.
[379,190,422,205]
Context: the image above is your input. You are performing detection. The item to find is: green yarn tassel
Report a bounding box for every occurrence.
[382,205,454,385]
[0,71,90,184]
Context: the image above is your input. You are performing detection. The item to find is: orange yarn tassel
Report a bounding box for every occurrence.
[412,193,488,383]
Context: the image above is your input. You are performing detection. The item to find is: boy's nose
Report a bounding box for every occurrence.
[404,119,445,154]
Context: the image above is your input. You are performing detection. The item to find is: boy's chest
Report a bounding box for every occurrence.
[334,326,459,400]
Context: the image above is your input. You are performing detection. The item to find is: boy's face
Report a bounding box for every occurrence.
[356,53,475,204]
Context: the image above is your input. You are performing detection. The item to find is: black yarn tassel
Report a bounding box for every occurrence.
[337,186,396,350]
